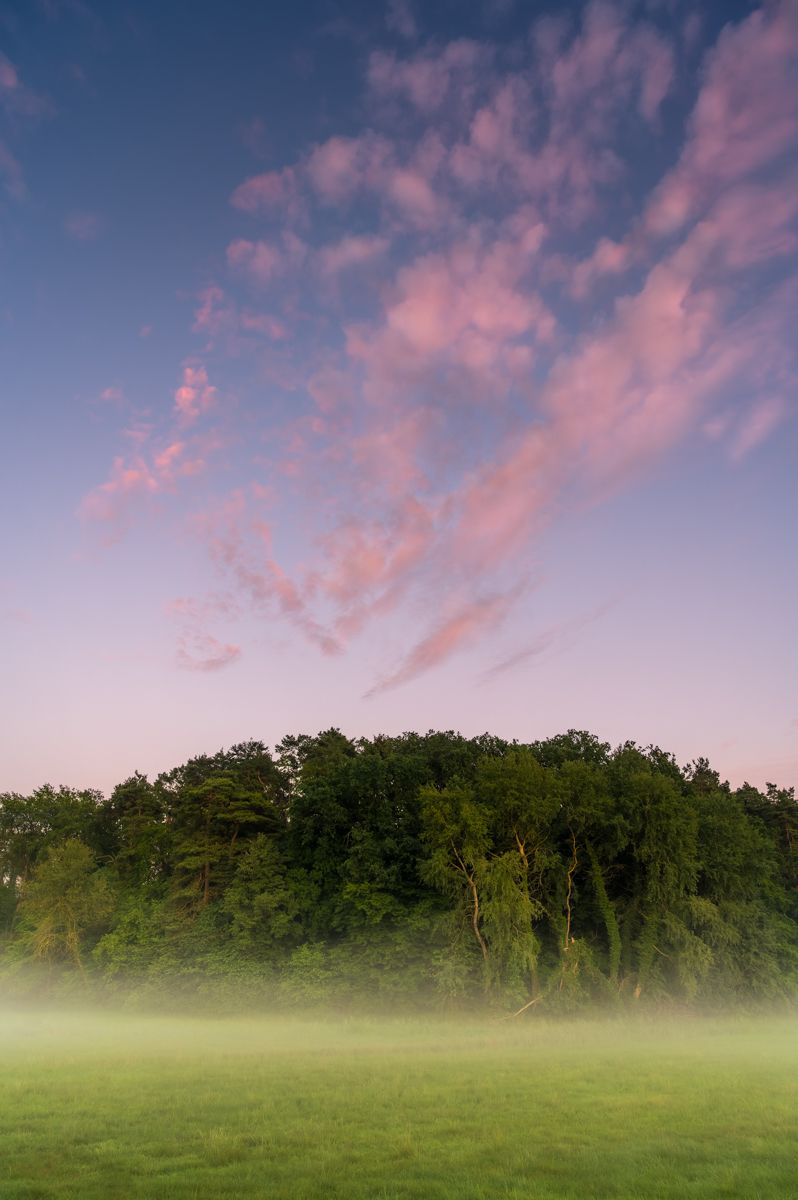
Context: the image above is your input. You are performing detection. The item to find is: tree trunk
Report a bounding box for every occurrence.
[563,829,578,952]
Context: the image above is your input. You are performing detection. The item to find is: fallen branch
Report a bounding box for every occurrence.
[501,993,544,1020]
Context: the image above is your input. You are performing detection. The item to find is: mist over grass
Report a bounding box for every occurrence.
[2,1008,798,1199]
[2,960,797,1024]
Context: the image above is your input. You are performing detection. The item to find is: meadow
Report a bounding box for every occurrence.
[1,1010,797,1199]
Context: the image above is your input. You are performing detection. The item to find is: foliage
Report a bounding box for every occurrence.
[15,840,114,972]
[1,729,797,1011]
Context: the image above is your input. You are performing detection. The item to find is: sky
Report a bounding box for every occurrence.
[1,0,797,796]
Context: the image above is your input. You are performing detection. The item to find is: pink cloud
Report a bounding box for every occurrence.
[445,180,798,575]
[384,165,447,228]
[306,133,390,203]
[226,6,677,239]
[347,406,434,500]
[442,11,670,225]
[84,446,203,518]
[193,285,228,336]
[547,4,674,124]
[230,166,298,215]
[169,590,242,672]
[86,3,798,688]
[166,593,240,623]
[310,131,451,230]
[571,236,634,298]
[194,285,288,347]
[80,457,161,526]
[226,238,283,284]
[176,632,241,672]
[568,6,798,297]
[427,7,671,222]
[729,398,788,463]
[368,589,519,695]
[448,77,536,191]
[318,234,389,275]
[196,493,341,657]
[81,426,211,535]
[153,441,187,472]
[368,40,486,112]
[310,497,434,619]
[347,229,553,400]
[644,2,798,237]
[306,137,359,202]
[240,311,287,339]
[174,361,217,424]
[237,125,788,670]
[700,179,798,271]
[307,365,354,414]
[226,234,307,287]
[98,386,124,404]
[482,600,614,680]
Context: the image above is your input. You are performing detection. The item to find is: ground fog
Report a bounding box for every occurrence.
[1,1010,797,1198]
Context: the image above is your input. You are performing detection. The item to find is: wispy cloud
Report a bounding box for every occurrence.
[173,361,217,425]
[481,600,616,681]
[168,594,242,672]
[176,631,241,672]
[80,362,220,537]
[96,385,125,405]
[368,588,522,695]
[317,234,390,276]
[85,0,798,688]
[729,397,788,463]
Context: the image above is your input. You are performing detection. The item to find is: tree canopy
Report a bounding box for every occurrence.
[1,731,796,1012]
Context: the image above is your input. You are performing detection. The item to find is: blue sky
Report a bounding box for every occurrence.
[1,0,797,794]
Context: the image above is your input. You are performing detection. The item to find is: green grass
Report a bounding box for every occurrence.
[1,1010,797,1198]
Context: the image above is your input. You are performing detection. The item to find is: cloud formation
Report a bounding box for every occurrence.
[368,588,522,696]
[81,363,220,537]
[85,0,798,687]
[176,632,241,672]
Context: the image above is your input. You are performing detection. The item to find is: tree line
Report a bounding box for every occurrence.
[1,729,796,1011]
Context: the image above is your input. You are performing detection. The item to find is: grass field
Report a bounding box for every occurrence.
[1,1009,797,1199]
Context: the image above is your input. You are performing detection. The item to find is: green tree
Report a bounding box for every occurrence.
[222,835,309,953]
[419,779,491,973]
[169,774,283,908]
[19,840,114,974]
